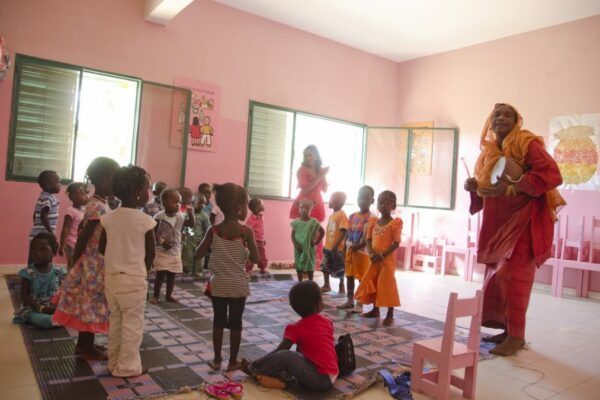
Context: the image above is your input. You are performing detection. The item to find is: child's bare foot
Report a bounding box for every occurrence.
[483,331,508,344]
[208,358,222,370]
[352,302,363,313]
[112,367,149,378]
[75,346,108,361]
[165,296,179,303]
[337,301,354,309]
[257,375,286,389]
[320,286,331,293]
[362,309,380,318]
[382,316,394,327]
[227,360,243,372]
[149,297,159,304]
[490,336,525,356]
[241,358,256,377]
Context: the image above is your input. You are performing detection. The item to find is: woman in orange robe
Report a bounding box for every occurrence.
[465,103,564,356]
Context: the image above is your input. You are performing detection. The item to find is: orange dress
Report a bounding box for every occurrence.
[354,218,402,308]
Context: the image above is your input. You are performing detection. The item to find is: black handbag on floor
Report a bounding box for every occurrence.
[335,333,356,376]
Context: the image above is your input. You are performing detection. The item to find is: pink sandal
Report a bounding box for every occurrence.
[217,380,244,399]
[205,383,230,400]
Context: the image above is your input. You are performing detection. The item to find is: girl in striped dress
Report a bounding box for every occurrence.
[195,183,259,372]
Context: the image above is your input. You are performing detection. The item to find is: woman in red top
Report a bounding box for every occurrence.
[290,145,329,269]
[289,145,329,222]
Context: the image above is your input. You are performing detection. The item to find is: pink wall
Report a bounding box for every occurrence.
[396,15,600,290]
[0,0,399,265]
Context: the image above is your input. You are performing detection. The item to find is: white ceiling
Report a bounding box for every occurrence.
[211,0,600,62]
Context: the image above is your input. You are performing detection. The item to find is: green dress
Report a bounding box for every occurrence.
[291,218,321,272]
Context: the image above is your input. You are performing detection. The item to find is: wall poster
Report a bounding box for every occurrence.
[548,113,599,191]
[170,78,221,152]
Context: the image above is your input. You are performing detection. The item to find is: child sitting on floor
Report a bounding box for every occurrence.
[59,182,88,269]
[14,232,65,329]
[320,191,348,294]
[195,183,259,372]
[151,188,194,303]
[99,165,156,378]
[338,186,376,312]
[182,192,211,276]
[354,190,402,327]
[291,199,325,282]
[241,280,338,391]
[245,198,268,274]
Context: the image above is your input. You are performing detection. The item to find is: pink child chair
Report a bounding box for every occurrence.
[411,290,483,400]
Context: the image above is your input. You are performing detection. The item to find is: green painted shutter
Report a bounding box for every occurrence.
[7,57,80,181]
[246,105,293,197]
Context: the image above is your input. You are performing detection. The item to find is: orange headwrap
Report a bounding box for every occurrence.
[474,103,565,220]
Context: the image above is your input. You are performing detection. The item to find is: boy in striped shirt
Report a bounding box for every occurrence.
[30,170,61,243]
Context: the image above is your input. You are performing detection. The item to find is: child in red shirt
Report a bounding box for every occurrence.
[242,281,338,391]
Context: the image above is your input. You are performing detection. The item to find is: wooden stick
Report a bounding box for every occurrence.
[460,157,471,178]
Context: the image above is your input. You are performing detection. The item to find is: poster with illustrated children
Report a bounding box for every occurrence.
[170,78,221,152]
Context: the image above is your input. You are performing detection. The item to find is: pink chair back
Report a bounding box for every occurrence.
[551,216,562,258]
[467,214,480,248]
[591,217,600,263]
[561,216,585,262]
[440,291,483,356]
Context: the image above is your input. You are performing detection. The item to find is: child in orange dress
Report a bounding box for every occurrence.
[354,190,402,327]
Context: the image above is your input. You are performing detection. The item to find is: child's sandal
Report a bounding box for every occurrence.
[221,381,244,399]
[205,383,230,400]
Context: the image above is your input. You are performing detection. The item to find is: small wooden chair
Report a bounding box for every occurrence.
[441,214,480,279]
[411,290,483,400]
[557,216,600,298]
[414,236,445,274]
[537,216,561,296]
[398,212,419,270]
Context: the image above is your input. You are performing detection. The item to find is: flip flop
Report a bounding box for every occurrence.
[380,369,413,400]
[218,380,244,399]
[205,383,230,400]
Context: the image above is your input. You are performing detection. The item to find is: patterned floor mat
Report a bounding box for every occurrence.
[7,273,494,400]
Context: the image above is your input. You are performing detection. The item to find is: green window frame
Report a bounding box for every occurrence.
[6,54,142,183]
[245,101,368,201]
[246,101,459,210]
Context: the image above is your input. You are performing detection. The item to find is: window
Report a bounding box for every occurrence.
[246,102,366,201]
[246,101,458,210]
[7,54,140,182]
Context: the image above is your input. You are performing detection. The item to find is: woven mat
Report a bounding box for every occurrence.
[7,273,494,400]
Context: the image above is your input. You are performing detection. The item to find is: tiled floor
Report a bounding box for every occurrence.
[1,269,599,400]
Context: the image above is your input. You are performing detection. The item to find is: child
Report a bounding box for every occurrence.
[291,199,325,282]
[320,192,348,293]
[179,187,193,213]
[245,198,268,274]
[338,186,376,311]
[241,280,338,391]
[354,190,402,327]
[182,192,211,275]
[59,182,88,269]
[30,170,61,242]
[210,185,225,225]
[198,182,212,215]
[53,157,120,360]
[14,232,65,329]
[151,188,194,303]
[99,165,156,378]
[143,181,167,217]
[195,183,259,372]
